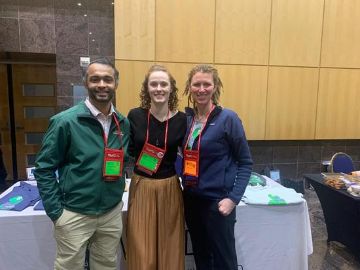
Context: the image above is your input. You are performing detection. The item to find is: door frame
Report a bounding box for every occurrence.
[0,53,56,181]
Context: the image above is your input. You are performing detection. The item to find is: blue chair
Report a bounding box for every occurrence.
[329,152,354,174]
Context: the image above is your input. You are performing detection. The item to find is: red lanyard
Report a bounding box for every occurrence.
[102,113,123,148]
[146,109,169,152]
[185,105,215,151]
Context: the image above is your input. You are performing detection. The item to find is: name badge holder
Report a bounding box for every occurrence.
[103,114,124,181]
[136,110,169,176]
[136,143,165,175]
[183,105,214,185]
[183,149,199,186]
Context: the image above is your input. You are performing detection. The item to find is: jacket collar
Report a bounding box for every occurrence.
[185,105,222,122]
[84,97,116,117]
[76,101,125,123]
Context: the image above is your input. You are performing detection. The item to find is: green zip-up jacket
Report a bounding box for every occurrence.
[34,101,130,221]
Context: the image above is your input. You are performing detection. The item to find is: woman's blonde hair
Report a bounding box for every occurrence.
[183,64,223,107]
[140,65,179,111]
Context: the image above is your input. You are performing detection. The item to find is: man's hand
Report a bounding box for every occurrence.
[218,198,236,216]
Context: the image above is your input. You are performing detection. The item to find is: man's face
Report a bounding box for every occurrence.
[85,63,117,104]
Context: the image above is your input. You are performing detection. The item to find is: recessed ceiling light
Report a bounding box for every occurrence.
[77,2,82,6]
[84,14,87,17]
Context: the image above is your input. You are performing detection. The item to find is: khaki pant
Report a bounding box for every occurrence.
[126,174,185,270]
[54,201,123,270]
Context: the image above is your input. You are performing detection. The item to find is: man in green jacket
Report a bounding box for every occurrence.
[34,58,129,270]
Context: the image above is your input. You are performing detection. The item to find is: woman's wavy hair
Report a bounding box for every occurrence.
[183,64,223,107]
[140,65,179,111]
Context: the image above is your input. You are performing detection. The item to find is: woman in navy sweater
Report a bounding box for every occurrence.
[182,64,253,270]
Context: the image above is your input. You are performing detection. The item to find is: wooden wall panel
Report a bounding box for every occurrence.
[114,0,360,140]
[215,0,271,65]
[216,65,268,140]
[321,0,360,68]
[316,69,360,139]
[270,0,323,66]
[115,0,155,61]
[115,60,155,115]
[156,0,215,63]
[266,67,319,139]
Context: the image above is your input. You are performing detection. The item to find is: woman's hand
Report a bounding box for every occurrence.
[218,198,236,216]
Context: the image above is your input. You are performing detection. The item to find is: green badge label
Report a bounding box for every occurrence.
[139,153,158,171]
[105,161,121,175]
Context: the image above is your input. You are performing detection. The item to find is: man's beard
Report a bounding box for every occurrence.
[88,87,115,103]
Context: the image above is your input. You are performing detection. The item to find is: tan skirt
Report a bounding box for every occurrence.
[126,174,185,270]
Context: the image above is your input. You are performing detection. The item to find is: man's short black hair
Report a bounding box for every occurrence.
[83,57,119,85]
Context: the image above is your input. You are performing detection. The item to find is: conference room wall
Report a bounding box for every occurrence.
[249,139,360,182]
[115,0,360,140]
[0,1,116,181]
[1,1,360,182]
[0,0,115,112]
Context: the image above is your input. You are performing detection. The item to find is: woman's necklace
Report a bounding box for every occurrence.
[195,110,209,123]
[195,115,206,123]
[150,108,169,122]
[149,108,170,147]
[195,104,214,123]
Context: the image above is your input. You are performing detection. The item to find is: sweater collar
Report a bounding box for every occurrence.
[185,105,222,121]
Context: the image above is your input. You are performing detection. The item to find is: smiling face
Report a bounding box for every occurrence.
[147,71,171,107]
[85,63,117,105]
[190,72,215,107]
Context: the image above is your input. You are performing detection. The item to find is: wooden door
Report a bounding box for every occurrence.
[0,64,12,180]
[12,64,56,179]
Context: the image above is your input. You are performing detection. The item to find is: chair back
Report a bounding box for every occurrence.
[329,152,354,174]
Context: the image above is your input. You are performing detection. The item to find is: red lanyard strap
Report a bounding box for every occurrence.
[103,113,123,148]
[185,105,215,152]
[146,110,169,152]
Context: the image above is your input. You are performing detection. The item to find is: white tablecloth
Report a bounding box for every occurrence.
[0,179,312,270]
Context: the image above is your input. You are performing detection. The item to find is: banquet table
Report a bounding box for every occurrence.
[0,179,312,270]
[304,174,360,259]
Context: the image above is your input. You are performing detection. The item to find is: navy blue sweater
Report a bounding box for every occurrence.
[182,106,253,204]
